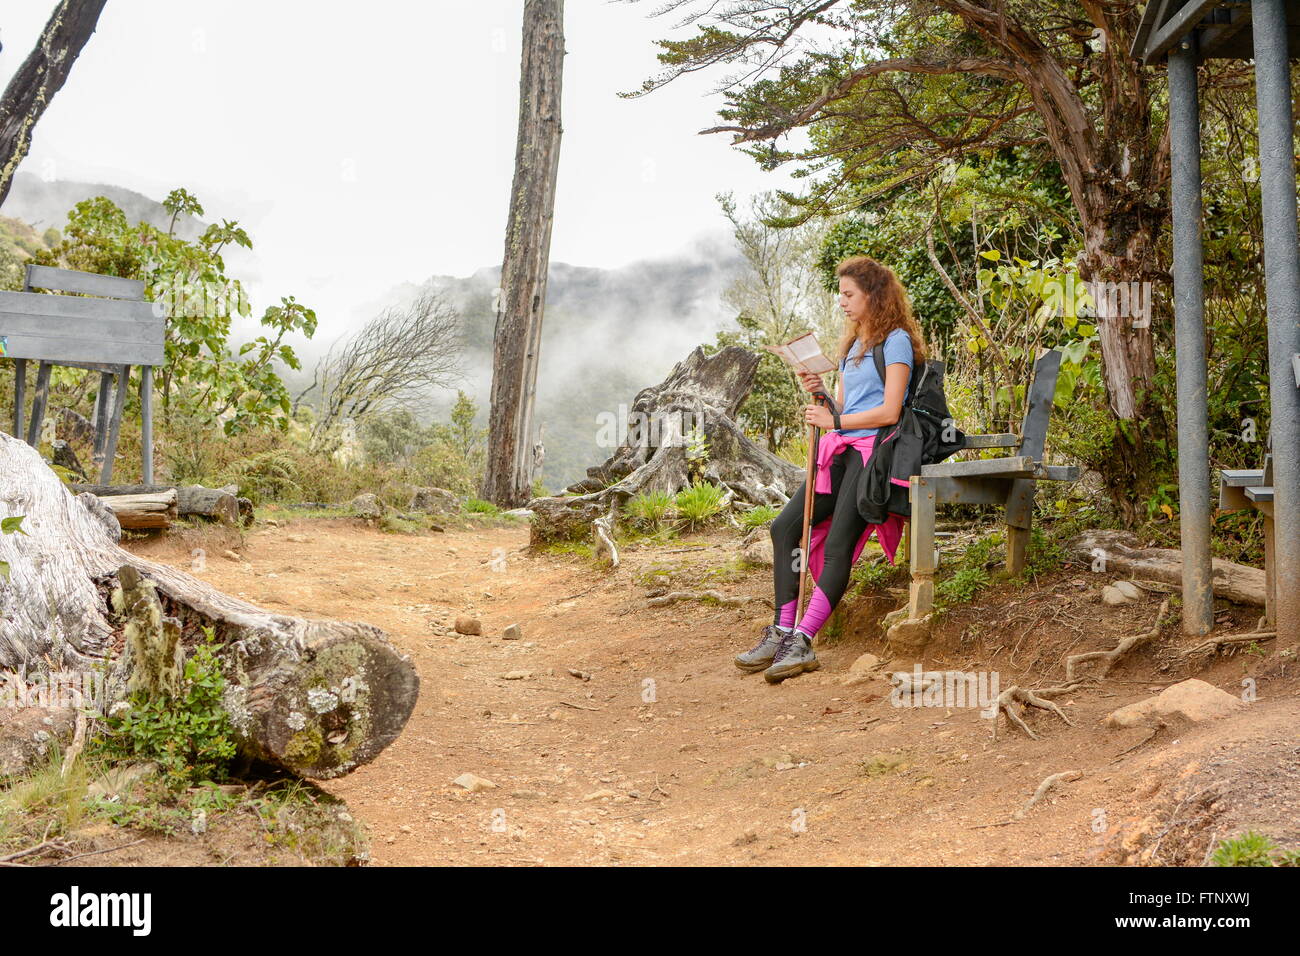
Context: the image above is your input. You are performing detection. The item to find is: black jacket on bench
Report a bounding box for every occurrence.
[853,349,964,526]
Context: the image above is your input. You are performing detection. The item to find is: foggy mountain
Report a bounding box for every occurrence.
[4,174,750,493]
[360,235,747,493]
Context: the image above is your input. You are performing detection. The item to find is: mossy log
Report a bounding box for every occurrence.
[0,431,419,779]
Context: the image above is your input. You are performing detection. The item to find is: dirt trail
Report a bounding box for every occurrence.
[129,518,1300,866]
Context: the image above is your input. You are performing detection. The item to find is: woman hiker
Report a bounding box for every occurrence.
[735,255,927,683]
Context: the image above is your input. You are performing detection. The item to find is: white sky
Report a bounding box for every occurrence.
[1,0,796,333]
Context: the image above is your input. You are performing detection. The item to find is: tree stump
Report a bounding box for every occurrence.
[527,345,804,545]
[0,431,419,779]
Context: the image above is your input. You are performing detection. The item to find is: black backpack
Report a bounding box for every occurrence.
[855,345,965,522]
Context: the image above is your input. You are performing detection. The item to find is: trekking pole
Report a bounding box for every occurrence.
[794,388,832,630]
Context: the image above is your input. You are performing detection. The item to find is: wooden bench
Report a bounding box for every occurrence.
[1,264,163,483]
[905,348,1081,619]
[1219,454,1276,628]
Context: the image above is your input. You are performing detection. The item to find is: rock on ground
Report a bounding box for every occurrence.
[1105,678,1246,729]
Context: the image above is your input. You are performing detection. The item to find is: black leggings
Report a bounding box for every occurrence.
[769,448,869,633]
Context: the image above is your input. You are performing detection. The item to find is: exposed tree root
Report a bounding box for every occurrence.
[1066,597,1172,680]
[1012,769,1082,820]
[1175,630,1276,664]
[645,589,746,608]
[991,680,1088,741]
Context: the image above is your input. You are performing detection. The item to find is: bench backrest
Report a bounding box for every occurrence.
[24,264,146,301]
[0,267,162,367]
[957,348,1064,461]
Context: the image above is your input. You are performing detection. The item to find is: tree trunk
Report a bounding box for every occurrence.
[481,0,564,509]
[527,346,804,544]
[0,432,419,779]
[0,0,107,207]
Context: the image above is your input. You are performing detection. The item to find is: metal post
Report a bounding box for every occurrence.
[1252,0,1300,643]
[1167,36,1214,636]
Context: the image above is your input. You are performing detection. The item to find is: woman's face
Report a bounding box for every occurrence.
[838,276,869,326]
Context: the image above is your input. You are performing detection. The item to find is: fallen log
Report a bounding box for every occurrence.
[97,490,177,530]
[1,431,418,780]
[1066,530,1266,607]
[71,482,241,526]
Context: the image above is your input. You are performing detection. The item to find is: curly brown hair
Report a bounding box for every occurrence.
[835,256,927,368]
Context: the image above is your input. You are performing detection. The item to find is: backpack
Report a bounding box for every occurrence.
[854,345,966,523]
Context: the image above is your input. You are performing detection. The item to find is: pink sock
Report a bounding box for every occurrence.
[795,586,834,638]
[777,599,797,628]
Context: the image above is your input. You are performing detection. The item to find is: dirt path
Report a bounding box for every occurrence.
[129,518,1300,866]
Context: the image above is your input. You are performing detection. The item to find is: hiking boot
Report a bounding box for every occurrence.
[735,625,789,673]
[763,631,820,683]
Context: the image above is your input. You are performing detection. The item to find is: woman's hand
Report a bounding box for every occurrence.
[797,370,826,395]
[803,403,835,430]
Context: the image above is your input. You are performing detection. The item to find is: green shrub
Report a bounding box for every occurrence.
[627,490,676,534]
[738,504,780,530]
[1211,831,1300,867]
[464,497,500,515]
[94,628,237,788]
[675,481,726,530]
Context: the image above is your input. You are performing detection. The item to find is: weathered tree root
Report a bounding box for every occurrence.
[991,680,1088,741]
[1176,630,1276,663]
[646,589,746,608]
[1066,597,1172,680]
[1012,769,1082,820]
[593,511,619,569]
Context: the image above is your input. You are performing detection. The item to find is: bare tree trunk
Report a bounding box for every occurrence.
[0,0,108,208]
[482,0,564,508]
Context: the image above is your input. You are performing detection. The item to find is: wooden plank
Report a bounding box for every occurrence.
[1220,468,1265,487]
[99,365,130,484]
[1018,349,1061,462]
[11,358,24,438]
[1245,486,1275,503]
[25,362,51,447]
[92,371,113,461]
[924,475,1015,507]
[922,456,1034,479]
[1036,464,1082,481]
[1219,484,1250,512]
[0,333,163,367]
[0,311,162,341]
[23,264,145,300]
[960,433,1020,449]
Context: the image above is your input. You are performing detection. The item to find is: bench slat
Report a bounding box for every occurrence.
[922,456,1035,478]
[0,333,162,366]
[0,290,160,324]
[24,264,145,300]
[961,433,1020,449]
[1245,486,1274,503]
[1220,469,1265,487]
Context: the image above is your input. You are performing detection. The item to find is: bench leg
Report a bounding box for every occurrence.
[99,365,130,484]
[91,370,114,464]
[12,358,25,438]
[140,365,154,484]
[1004,477,1036,576]
[908,476,936,618]
[26,361,52,447]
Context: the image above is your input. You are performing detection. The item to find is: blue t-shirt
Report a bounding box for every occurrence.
[836,327,913,437]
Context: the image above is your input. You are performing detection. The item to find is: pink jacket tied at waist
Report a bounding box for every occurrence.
[804,429,909,581]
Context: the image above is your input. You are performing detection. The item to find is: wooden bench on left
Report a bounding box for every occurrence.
[1,264,163,483]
